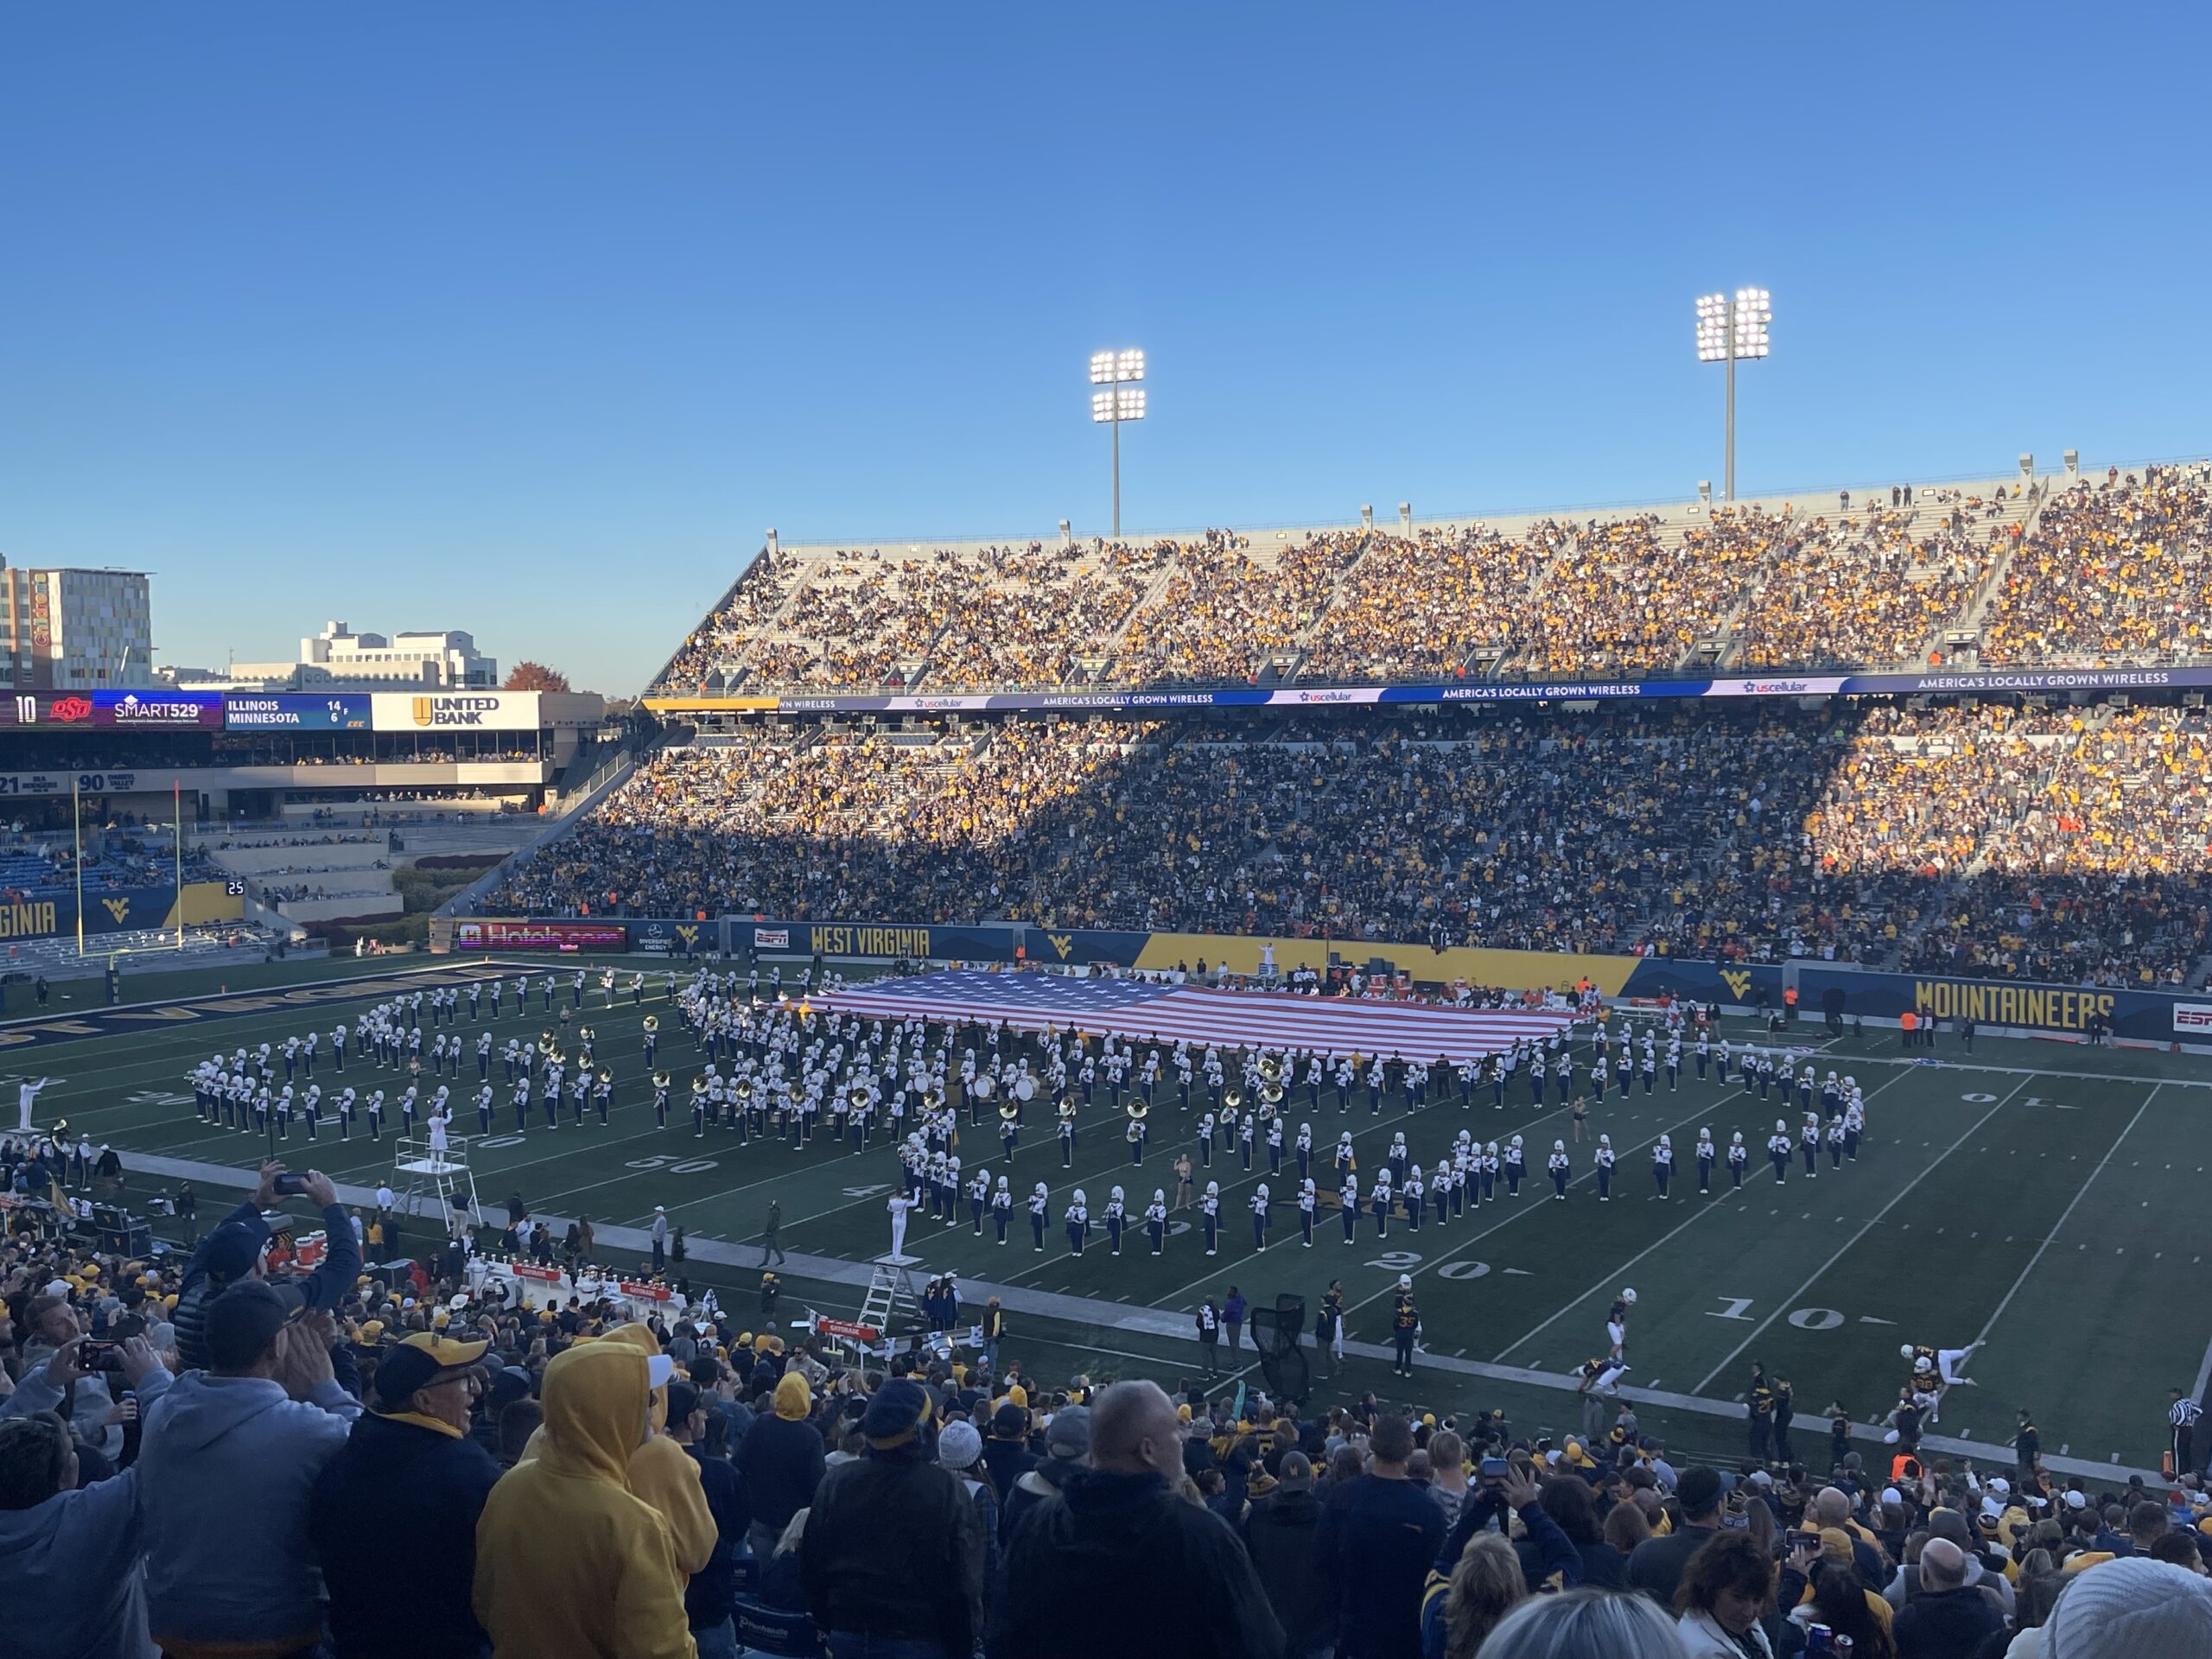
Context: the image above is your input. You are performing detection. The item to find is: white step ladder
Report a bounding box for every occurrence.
[394,1135,483,1231]
[858,1253,926,1339]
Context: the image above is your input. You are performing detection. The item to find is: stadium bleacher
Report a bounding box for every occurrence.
[649,464,2208,698]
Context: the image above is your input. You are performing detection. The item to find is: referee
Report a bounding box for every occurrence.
[2171,1388,2202,1478]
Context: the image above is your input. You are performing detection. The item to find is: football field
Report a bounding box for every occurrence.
[13,956,2207,1479]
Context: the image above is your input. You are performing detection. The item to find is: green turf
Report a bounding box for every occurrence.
[18,957,2208,1473]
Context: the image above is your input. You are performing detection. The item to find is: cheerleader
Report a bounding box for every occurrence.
[1652,1134,1674,1199]
[1028,1182,1050,1251]
[1594,1135,1616,1201]
[1503,1135,1525,1197]
[1298,1177,1317,1245]
[1767,1120,1792,1183]
[1548,1141,1571,1199]
[1201,1181,1221,1255]
[1571,1090,1590,1142]
[1695,1128,1716,1194]
[992,1176,1013,1243]
[1728,1130,1749,1189]
[1800,1113,1821,1178]
[1249,1184,1270,1250]
[1145,1188,1167,1254]
[1065,1190,1089,1255]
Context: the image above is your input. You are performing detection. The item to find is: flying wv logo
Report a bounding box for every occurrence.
[100,897,132,925]
[1719,969,1752,1001]
[1046,933,1075,961]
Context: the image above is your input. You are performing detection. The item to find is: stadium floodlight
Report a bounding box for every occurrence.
[1088,348,1147,536]
[1694,288,1772,501]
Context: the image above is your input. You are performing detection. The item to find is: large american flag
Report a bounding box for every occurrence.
[814,969,1574,1061]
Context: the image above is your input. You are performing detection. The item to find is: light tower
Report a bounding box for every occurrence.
[1694,289,1771,502]
[1089,349,1146,537]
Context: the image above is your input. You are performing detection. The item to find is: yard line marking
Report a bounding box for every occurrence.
[1966,1084,2160,1360]
[1692,1075,2032,1394]
[1484,1067,1914,1364]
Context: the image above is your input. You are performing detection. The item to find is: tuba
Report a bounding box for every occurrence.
[1057,1093,1077,1122]
[848,1084,871,1113]
[1125,1098,1148,1138]
[540,1029,555,1050]
[1223,1084,1244,1113]
[652,1071,671,1090]
[1260,1080,1285,1109]
[734,1077,755,1103]
[998,1099,1020,1125]
[1259,1053,1282,1086]
[642,1014,659,1033]
[690,1077,708,1099]
[597,1068,613,1084]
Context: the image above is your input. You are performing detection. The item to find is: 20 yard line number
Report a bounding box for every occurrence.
[1365,1251,1491,1281]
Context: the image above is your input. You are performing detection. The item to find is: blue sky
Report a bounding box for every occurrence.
[1,4,2205,696]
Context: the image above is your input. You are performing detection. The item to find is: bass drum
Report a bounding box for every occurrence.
[972,1073,995,1100]
[1014,1075,1036,1103]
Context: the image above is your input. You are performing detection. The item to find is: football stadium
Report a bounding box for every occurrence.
[7,13,2212,1659]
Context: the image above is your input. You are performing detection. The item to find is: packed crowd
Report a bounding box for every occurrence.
[1297,524,1569,683]
[491,699,2211,986]
[3,1156,2209,1659]
[1981,467,2212,666]
[645,470,2206,697]
[1736,499,2018,671]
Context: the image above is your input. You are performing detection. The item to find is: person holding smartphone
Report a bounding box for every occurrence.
[171,1159,359,1374]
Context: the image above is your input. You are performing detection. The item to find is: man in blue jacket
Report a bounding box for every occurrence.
[171,1160,359,1375]
[309,1331,502,1659]
[0,1336,173,1659]
[138,1281,360,1659]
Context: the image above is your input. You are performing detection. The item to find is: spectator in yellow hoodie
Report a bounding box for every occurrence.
[474,1341,696,1659]
[513,1322,716,1580]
